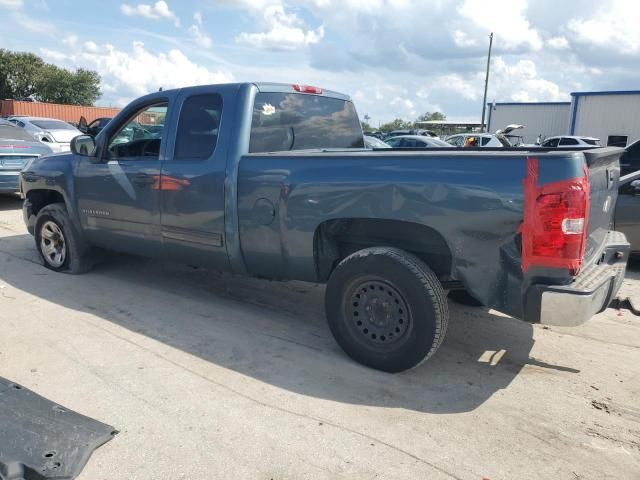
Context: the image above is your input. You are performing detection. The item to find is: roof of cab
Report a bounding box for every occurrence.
[137,82,351,102]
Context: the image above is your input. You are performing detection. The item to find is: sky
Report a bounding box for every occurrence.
[0,0,639,125]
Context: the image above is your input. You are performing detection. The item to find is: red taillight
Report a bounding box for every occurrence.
[292,84,323,94]
[520,157,589,275]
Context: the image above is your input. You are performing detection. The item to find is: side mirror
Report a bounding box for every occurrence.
[631,179,640,195]
[71,135,97,157]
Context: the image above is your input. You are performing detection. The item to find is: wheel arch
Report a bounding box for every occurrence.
[313,218,453,282]
[25,189,67,217]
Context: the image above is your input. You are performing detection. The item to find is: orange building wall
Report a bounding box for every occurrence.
[0,100,121,124]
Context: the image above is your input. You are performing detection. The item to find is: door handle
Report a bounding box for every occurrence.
[133,173,155,186]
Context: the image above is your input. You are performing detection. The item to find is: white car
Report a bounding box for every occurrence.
[445,133,508,147]
[540,136,601,148]
[8,116,82,152]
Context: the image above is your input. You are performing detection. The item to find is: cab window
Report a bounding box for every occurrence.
[174,94,223,160]
[107,102,167,161]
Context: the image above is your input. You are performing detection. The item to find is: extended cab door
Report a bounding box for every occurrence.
[75,99,170,257]
[159,85,237,270]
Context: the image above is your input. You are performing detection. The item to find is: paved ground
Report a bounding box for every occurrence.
[0,194,639,480]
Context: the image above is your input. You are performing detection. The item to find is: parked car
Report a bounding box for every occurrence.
[495,124,526,146]
[364,135,390,149]
[445,133,508,147]
[20,82,629,372]
[540,136,601,148]
[384,129,438,139]
[620,138,640,176]
[78,116,112,137]
[0,120,53,194]
[363,131,384,140]
[385,135,450,148]
[8,116,82,152]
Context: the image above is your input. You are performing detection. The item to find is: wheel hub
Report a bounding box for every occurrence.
[40,221,66,268]
[349,280,409,345]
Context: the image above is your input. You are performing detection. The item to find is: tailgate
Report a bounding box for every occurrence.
[582,147,625,264]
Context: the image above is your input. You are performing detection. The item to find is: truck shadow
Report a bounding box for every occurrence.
[0,194,21,211]
[0,230,578,414]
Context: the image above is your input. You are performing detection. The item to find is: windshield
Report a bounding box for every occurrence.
[31,119,78,130]
[0,125,36,141]
[249,92,364,152]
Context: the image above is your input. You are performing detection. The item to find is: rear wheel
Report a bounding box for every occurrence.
[35,203,93,274]
[325,247,448,372]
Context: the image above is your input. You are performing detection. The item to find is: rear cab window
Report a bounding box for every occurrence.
[174,93,223,160]
[249,92,364,153]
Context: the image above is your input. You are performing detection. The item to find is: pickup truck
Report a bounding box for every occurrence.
[20,82,630,372]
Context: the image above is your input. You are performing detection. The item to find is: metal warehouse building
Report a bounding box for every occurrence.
[487,102,571,144]
[570,91,640,147]
[486,90,640,147]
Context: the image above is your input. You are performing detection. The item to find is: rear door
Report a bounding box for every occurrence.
[159,85,236,270]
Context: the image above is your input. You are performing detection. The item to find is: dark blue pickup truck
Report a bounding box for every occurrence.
[20,82,630,372]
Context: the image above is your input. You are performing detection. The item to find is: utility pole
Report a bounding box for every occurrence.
[480,32,493,133]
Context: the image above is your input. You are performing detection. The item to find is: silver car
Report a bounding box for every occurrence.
[0,120,54,194]
[540,136,601,148]
[8,116,82,152]
[385,135,450,148]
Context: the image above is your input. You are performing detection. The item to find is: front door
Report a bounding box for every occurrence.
[76,101,169,257]
[159,87,233,270]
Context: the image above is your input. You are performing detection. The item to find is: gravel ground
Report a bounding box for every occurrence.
[0,194,639,480]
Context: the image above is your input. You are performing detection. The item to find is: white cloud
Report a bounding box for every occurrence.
[0,0,23,8]
[83,41,98,53]
[188,12,212,48]
[453,29,477,47]
[39,41,232,106]
[235,4,324,50]
[120,1,180,26]
[63,34,78,47]
[457,0,542,50]
[568,0,640,54]
[547,36,569,50]
[491,57,564,102]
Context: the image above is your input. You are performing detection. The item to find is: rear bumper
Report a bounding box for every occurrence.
[525,231,629,326]
[0,172,20,193]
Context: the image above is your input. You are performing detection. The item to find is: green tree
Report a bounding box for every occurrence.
[0,49,45,99]
[379,118,412,132]
[35,66,101,105]
[0,49,101,105]
[416,111,446,122]
[361,120,372,131]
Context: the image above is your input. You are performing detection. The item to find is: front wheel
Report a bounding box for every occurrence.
[35,203,93,274]
[325,247,448,373]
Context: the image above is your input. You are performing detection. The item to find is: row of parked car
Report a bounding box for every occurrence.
[365,124,605,150]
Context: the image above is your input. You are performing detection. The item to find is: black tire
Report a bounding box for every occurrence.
[325,247,448,373]
[35,203,93,274]
[448,289,484,307]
